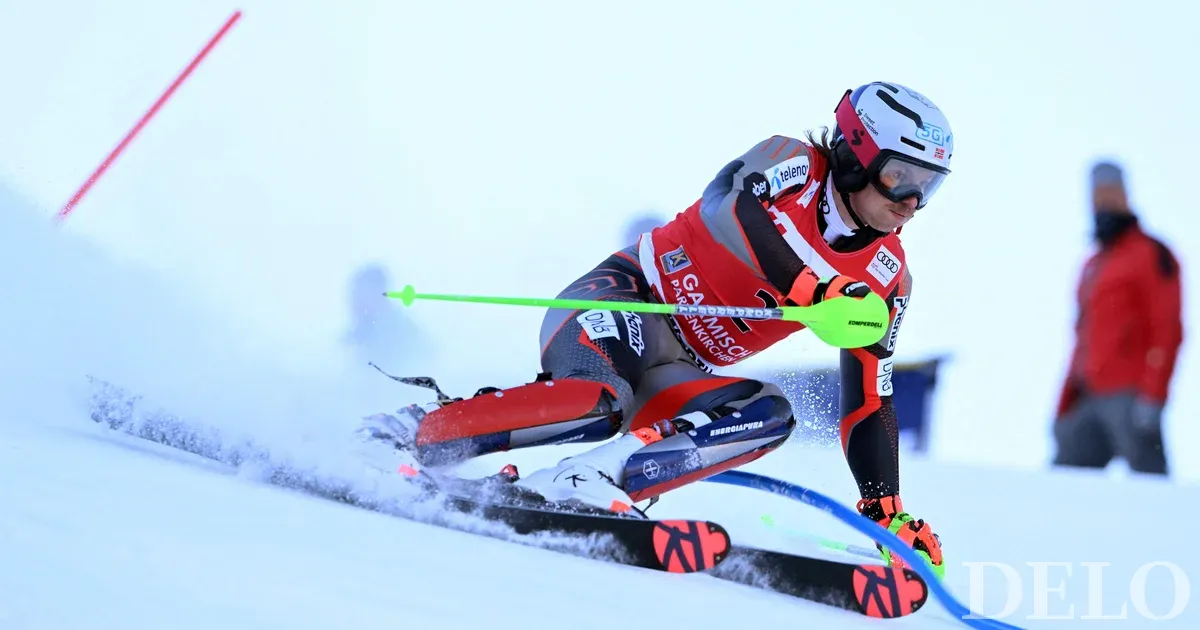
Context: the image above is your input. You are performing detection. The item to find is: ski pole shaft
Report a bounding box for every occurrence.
[386,285,784,320]
[760,514,881,560]
[384,284,889,349]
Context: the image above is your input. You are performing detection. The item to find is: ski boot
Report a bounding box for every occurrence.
[353,403,436,485]
[357,405,426,453]
[506,418,681,518]
[857,495,946,580]
[354,383,509,480]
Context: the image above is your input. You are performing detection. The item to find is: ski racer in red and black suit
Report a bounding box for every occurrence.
[369,82,955,577]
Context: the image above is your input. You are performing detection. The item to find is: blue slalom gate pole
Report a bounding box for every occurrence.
[706,470,1023,630]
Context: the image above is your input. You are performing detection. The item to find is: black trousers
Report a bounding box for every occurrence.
[1052,391,1168,475]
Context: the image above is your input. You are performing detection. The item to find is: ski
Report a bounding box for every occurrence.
[437,492,731,573]
[710,545,929,618]
[85,379,729,574]
[415,467,732,573]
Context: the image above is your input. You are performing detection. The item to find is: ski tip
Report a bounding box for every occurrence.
[852,564,929,618]
[652,520,730,574]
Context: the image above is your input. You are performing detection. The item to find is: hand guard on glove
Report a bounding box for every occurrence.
[857,495,945,580]
[786,267,873,307]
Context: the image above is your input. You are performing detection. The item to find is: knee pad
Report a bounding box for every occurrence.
[415,377,622,466]
[621,394,795,501]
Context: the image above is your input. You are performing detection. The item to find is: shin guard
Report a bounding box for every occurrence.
[621,395,795,502]
[415,377,620,466]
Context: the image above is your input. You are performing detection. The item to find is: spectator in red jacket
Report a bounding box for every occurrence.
[1053,161,1183,475]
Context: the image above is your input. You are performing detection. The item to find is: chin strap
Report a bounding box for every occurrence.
[827,138,894,240]
[838,189,888,240]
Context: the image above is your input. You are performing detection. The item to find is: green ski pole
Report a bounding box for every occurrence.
[759,513,882,560]
[384,284,888,349]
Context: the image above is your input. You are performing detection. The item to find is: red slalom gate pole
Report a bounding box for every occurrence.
[55,9,243,223]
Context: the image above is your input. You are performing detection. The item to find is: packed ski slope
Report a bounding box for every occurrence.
[4,387,1198,630]
[2,189,1197,629]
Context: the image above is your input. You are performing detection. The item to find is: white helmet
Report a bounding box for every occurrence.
[830,82,953,210]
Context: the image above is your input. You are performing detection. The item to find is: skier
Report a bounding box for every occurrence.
[369,81,952,577]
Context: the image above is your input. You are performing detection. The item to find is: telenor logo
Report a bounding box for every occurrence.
[768,155,810,195]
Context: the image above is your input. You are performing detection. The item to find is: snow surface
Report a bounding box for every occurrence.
[4,177,1200,630]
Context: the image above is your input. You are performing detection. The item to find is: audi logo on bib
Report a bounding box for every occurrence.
[867,244,903,286]
[876,250,899,273]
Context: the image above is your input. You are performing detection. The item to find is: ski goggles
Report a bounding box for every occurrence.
[868,152,948,210]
